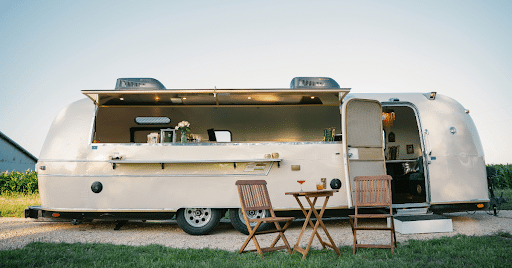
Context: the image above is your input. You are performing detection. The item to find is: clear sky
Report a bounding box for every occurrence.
[1,0,511,164]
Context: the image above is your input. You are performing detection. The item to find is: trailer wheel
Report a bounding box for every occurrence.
[176,208,222,235]
[229,208,271,235]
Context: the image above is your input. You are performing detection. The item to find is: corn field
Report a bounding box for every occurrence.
[489,164,512,189]
[0,170,38,194]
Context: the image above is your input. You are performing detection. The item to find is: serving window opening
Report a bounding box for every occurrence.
[91,104,342,144]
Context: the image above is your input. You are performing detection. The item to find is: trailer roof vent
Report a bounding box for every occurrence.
[290,77,339,89]
[115,78,165,90]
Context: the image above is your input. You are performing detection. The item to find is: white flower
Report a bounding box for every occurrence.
[175,121,191,132]
[177,121,190,128]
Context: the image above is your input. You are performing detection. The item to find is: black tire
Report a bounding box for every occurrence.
[176,208,223,235]
[229,208,271,235]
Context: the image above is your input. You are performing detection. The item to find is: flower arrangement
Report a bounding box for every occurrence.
[175,121,191,143]
[175,121,191,132]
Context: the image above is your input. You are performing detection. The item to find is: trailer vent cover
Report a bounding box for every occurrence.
[290,77,339,89]
[115,78,165,90]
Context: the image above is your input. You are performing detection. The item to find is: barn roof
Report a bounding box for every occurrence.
[0,131,37,162]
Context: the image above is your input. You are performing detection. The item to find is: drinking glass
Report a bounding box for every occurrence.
[297,180,305,192]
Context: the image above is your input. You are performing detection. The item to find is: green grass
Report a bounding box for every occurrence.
[0,192,40,217]
[1,233,511,267]
[1,192,511,267]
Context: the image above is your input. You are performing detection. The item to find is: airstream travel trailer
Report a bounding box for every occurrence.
[26,77,489,235]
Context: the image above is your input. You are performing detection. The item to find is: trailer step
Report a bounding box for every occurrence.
[388,214,453,234]
[394,205,429,215]
[395,207,429,215]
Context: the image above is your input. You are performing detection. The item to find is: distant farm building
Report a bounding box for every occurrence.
[0,131,37,172]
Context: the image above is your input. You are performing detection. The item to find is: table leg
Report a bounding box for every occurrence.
[305,196,341,256]
[304,196,327,248]
[291,193,341,260]
[291,196,313,255]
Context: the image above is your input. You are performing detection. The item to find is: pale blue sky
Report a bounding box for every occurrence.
[1,0,511,163]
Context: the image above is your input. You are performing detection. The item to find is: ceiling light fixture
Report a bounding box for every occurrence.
[382,111,395,128]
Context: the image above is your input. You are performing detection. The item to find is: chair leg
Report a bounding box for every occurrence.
[269,221,293,254]
[239,222,262,255]
[349,217,357,254]
[269,222,283,248]
[390,230,394,254]
[352,229,357,254]
[281,232,293,254]
[272,232,292,254]
[238,235,253,254]
[252,235,264,257]
[281,220,294,254]
[239,221,295,257]
[393,228,397,248]
[269,232,282,248]
[391,217,397,254]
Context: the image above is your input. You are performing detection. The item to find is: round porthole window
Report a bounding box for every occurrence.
[450,127,457,135]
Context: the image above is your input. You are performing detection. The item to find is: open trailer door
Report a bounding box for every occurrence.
[342,98,386,208]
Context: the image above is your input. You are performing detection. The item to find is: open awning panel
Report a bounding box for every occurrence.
[82,88,350,107]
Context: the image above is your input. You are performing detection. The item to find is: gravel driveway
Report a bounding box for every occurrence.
[1,211,511,252]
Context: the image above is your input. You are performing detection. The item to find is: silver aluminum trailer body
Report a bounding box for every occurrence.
[28,78,489,234]
[350,93,488,212]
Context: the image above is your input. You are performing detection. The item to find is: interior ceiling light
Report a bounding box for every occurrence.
[155,96,160,101]
[119,97,124,101]
[170,98,183,104]
[311,96,315,99]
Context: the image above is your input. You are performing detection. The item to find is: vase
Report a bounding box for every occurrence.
[181,132,187,143]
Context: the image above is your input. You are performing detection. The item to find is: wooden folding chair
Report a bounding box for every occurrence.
[349,175,397,254]
[235,180,295,257]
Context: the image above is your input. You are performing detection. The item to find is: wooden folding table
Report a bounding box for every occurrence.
[285,189,341,260]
